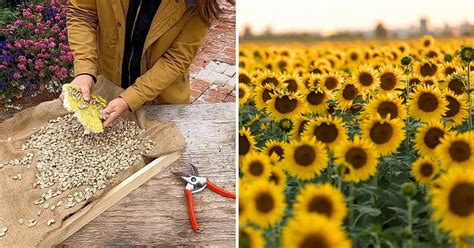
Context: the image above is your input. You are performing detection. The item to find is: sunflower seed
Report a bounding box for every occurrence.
[47,219,55,226]
[28,219,37,227]
[0,227,7,237]
[18,219,24,225]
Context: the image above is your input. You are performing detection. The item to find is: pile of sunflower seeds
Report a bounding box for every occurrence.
[1,113,154,231]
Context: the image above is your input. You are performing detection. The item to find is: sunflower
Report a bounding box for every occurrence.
[302,86,329,114]
[347,49,362,64]
[256,70,281,87]
[334,136,379,182]
[353,64,379,94]
[281,73,303,93]
[268,166,287,190]
[408,84,448,123]
[431,166,474,237]
[293,183,347,223]
[415,59,439,77]
[420,35,435,48]
[335,82,360,110]
[302,115,348,151]
[241,152,272,181]
[239,227,265,248]
[244,180,286,227]
[254,84,277,110]
[321,72,344,91]
[282,215,351,248]
[361,115,405,156]
[377,65,404,96]
[420,76,437,87]
[443,90,468,126]
[440,62,460,77]
[289,115,311,140]
[239,69,253,85]
[444,75,466,96]
[266,90,307,120]
[364,94,407,120]
[262,139,285,162]
[282,136,328,180]
[239,127,256,157]
[414,122,451,157]
[239,83,252,106]
[411,156,440,184]
[436,131,474,169]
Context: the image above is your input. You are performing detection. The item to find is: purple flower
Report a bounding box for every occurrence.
[0,81,6,90]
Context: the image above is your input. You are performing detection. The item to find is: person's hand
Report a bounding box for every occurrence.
[59,74,94,102]
[100,97,130,128]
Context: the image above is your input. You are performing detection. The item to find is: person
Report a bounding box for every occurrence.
[64,0,225,127]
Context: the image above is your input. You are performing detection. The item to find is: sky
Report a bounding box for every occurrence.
[239,0,474,35]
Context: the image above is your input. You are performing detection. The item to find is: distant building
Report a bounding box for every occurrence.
[420,18,429,34]
[460,21,474,36]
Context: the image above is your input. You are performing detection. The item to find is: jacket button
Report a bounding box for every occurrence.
[117,22,122,27]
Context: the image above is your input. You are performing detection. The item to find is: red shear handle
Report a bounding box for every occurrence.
[206,179,236,199]
[184,189,198,232]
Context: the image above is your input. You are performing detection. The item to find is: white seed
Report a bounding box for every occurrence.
[18,219,24,225]
[0,227,7,237]
[47,219,55,226]
[28,219,37,227]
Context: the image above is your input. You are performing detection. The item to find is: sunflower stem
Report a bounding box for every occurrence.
[405,67,411,149]
[406,197,414,247]
[467,63,472,130]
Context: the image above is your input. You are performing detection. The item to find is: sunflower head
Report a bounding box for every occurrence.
[377,65,403,94]
[241,152,272,181]
[239,227,265,248]
[414,121,451,157]
[282,136,328,180]
[365,94,407,120]
[262,139,285,162]
[302,115,348,151]
[361,115,405,156]
[243,180,286,227]
[411,156,440,184]
[458,45,474,63]
[294,183,347,223]
[239,127,256,157]
[431,167,474,237]
[436,131,474,169]
[266,90,307,120]
[408,84,448,123]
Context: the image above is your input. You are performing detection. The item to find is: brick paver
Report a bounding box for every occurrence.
[188,1,236,104]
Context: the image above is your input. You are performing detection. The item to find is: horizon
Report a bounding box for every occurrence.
[239,0,474,35]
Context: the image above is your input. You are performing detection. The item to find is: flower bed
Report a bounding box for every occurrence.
[0,0,72,111]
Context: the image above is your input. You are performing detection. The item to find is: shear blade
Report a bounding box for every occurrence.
[172,171,190,178]
[189,163,199,176]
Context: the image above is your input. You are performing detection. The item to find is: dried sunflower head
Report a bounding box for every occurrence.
[62,84,107,133]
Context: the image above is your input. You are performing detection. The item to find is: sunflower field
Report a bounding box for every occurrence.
[238,36,474,248]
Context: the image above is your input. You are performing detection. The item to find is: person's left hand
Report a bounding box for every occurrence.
[101,97,130,128]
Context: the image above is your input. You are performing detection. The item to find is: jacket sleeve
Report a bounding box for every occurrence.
[67,0,99,78]
[120,13,208,112]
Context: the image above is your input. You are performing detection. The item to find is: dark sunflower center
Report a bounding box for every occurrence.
[342,84,358,100]
[409,78,421,87]
[307,91,325,105]
[285,79,298,92]
[424,40,431,47]
[424,128,444,149]
[308,195,333,217]
[314,123,339,143]
[239,134,250,155]
[380,73,397,90]
[345,147,368,169]
[300,234,329,248]
[427,51,437,58]
[298,120,309,135]
[350,52,358,61]
[239,74,251,84]
[239,88,245,99]
[249,161,264,176]
[255,192,275,213]
[262,89,273,102]
[423,79,435,86]
[275,96,298,114]
[269,172,280,185]
[359,72,374,86]
[419,162,434,177]
[449,79,465,95]
[445,67,456,76]
[377,101,398,119]
[294,145,316,166]
[448,183,474,217]
[448,141,471,162]
[269,146,284,160]
[370,122,393,144]
[262,77,279,87]
[417,92,438,112]
[420,63,437,77]
[325,77,338,90]
[444,95,460,117]
[311,68,323,74]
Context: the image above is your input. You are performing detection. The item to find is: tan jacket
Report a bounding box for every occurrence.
[67,0,208,111]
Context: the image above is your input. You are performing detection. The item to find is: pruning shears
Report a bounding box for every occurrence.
[172,163,235,232]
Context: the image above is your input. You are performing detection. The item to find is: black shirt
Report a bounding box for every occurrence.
[121,0,162,89]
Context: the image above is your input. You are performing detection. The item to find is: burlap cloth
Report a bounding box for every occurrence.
[0,76,185,247]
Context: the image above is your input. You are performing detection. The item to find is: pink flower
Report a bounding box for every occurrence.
[35,59,44,69]
[14,20,23,27]
[13,73,21,79]
[27,23,34,29]
[18,64,26,71]
[18,56,27,63]
[35,4,44,12]
[48,42,56,48]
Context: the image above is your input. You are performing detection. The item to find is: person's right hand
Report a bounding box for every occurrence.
[59,74,94,102]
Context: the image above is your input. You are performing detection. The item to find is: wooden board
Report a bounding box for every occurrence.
[60,103,236,247]
[39,151,181,248]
